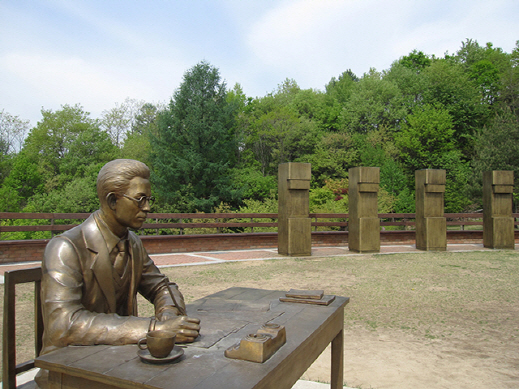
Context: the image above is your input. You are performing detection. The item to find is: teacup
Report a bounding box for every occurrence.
[138,330,176,358]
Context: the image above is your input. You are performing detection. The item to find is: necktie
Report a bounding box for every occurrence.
[113,239,128,277]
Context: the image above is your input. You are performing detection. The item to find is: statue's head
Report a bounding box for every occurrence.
[97,159,150,206]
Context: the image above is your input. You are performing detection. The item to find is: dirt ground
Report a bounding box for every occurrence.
[2,250,518,388]
[303,326,518,389]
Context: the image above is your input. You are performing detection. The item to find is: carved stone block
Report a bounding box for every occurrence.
[483,171,515,249]
[278,163,312,256]
[415,169,446,251]
[349,167,380,253]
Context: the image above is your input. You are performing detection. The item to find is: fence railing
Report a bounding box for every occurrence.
[2,212,517,240]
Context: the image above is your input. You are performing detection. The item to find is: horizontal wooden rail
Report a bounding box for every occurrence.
[0,225,77,232]
[1,212,518,239]
[0,212,91,219]
[141,222,278,229]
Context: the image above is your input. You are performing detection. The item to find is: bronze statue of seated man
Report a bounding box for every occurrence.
[37,159,200,386]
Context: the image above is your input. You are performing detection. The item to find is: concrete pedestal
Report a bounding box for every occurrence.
[278,163,312,256]
[483,171,514,249]
[415,169,446,251]
[349,167,380,253]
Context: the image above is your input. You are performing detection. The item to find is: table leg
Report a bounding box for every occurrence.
[331,328,344,389]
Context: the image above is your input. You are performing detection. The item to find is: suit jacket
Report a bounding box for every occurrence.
[40,213,185,355]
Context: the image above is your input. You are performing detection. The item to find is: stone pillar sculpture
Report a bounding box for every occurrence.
[278,163,312,256]
[483,171,515,249]
[348,167,380,253]
[415,169,446,251]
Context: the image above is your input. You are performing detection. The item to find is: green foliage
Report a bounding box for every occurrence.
[231,166,277,201]
[400,50,432,72]
[442,151,472,212]
[420,59,487,155]
[23,104,118,190]
[0,218,52,240]
[24,173,99,214]
[470,60,501,104]
[0,152,43,211]
[471,108,519,201]
[151,61,240,213]
[338,69,407,133]
[237,194,278,232]
[309,179,349,230]
[395,104,456,171]
[306,132,357,186]
[239,195,278,214]
[121,131,151,166]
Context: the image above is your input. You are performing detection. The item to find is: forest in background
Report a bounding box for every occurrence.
[1,39,518,238]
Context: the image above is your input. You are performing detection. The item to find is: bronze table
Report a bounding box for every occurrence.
[36,287,349,389]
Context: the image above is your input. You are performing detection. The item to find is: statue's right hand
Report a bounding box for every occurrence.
[155,316,200,343]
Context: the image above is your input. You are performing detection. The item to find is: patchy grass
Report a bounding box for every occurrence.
[159,250,519,344]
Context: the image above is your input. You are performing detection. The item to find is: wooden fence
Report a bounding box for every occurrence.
[1,212,515,239]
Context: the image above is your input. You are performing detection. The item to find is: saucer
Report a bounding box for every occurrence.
[138,346,184,364]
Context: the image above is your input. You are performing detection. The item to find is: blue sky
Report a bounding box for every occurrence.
[1,0,518,127]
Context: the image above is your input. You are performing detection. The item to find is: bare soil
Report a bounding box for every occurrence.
[2,250,518,388]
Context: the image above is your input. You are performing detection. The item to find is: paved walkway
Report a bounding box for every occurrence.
[0,243,497,283]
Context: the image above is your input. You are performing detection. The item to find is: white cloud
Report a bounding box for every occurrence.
[245,0,519,91]
[246,0,416,88]
[0,51,187,124]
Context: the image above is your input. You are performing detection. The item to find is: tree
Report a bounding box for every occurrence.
[21,104,117,198]
[399,50,432,73]
[0,110,29,155]
[150,61,240,212]
[306,132,358,186]
[421,58,487,157]
[0,110,30,186]
[498,41,519,115]
[472,108,519,190]
[100,98,145,147]
[395,104,456,170]
[338,69,407,134]
[0,152,43,211]
[395,104,471,211]
[120,103,163,166]
[248,107,320,176]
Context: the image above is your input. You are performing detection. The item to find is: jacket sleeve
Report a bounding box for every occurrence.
[135,243,187,317]
[41,237,151,354]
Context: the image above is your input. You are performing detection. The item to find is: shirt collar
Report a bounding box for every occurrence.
[93,210,128,253]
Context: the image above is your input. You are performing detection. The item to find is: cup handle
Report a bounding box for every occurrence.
[137,338,147,350]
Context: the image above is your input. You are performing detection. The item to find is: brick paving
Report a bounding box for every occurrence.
[0,243,514,283]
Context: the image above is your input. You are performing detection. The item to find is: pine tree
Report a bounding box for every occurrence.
[151,61,239,212]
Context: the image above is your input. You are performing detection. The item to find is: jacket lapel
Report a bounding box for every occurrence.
[82,215,117,313]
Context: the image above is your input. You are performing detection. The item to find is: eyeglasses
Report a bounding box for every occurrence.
[122,194,155,208]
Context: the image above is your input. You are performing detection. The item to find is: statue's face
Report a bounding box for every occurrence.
[113,176,151,230]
